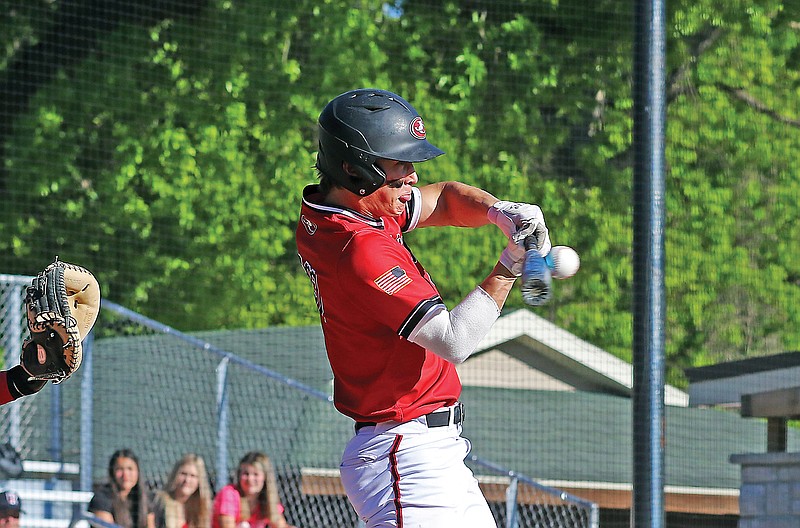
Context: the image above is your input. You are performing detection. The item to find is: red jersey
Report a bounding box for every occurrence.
[296,185,461,423]
[0,370,14,406]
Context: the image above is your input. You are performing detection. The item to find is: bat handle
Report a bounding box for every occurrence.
[520,235,552,306]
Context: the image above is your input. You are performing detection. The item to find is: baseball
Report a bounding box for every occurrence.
[548,246,580,279]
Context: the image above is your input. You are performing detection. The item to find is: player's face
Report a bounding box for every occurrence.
[238,463,265,497]
[0,512,20,528]
[362,159,418,217]
[172,462,200,501]
[113,456,140,496]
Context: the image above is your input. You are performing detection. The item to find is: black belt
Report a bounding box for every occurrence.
[355,402,464,433]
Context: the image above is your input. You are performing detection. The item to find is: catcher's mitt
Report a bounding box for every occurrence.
[21,258,100,383]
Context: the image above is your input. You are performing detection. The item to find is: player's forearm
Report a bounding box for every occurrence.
[407,264,516,364]
[408,286,499,364]
[480,261,519,311]
[417,181,499,228]
[2,365,46,403]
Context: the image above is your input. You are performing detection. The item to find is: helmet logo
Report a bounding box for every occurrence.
[409,116,427,140]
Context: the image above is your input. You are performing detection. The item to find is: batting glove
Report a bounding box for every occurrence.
[488,201,552,256]
[498,239,527,276]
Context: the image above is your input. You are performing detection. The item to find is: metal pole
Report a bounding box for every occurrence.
[589,503,600,528]
[505,476,519,528]
[80,332,95,492]
[4,284,24,448]
[632,0,667,527]
[47,382,62,520]
[50,384,62,461]
[216,357,230,487]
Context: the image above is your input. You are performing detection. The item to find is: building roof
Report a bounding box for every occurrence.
[469,309,689,406]
[77,309,787,494]
[685,352,800,381]
[685,352,800,407]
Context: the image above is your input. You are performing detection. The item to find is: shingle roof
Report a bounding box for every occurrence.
[479,309,689,406]
[685,351,800,381]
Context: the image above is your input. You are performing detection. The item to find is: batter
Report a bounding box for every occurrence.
[296,88,551,527]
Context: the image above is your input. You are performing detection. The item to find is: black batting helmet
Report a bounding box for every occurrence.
[316,88,444,196]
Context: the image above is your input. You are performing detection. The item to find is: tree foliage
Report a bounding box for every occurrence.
[1,0,798,386]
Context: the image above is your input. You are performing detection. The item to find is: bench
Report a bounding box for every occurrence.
[1,460,91,528]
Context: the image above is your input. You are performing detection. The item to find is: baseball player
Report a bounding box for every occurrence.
[0,490,23,528]
[295,88,551,527]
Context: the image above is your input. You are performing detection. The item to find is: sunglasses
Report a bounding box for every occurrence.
[1,512,20,519]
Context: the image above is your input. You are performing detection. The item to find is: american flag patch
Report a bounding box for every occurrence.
[374,266,413,295]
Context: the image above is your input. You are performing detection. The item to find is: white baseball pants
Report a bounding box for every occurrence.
[339,408,496,527]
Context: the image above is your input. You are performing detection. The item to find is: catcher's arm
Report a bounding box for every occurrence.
[1,366,47,405]
[20,258,101,385]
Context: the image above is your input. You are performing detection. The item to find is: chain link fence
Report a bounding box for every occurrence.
[1,274,598,528]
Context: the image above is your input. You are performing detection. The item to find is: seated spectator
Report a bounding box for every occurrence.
[89,448,155,528]
[212,452,294,528]
[0,490,22,528]
[153,454,212,528]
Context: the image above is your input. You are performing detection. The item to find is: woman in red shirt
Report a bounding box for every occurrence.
[211,452,293,528]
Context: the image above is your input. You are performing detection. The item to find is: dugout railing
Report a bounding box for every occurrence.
[1,274,598,528]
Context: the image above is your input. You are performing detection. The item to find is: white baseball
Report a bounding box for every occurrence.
[549,246,580,279]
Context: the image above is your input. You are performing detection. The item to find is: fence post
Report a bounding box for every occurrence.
[1,283,24,449]
[80,332,94,492]
[216,357,230,485]
[505,475,519,528]
[50,384,62,462]
[590,503,600,528]
[46,382,62,519]
[632,0,667,526]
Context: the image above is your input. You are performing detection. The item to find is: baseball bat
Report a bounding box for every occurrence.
[520,234,553,306]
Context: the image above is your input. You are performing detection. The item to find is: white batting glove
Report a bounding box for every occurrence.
[488,201,552,257]
[498,239,526,276]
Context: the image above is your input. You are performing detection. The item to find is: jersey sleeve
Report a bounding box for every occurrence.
[212,485,241,520]
[399,186,423,232]
[339,229,444,336]
[0,371,14,406]
[88,485,114,514]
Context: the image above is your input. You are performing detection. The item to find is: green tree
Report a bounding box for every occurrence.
[1,0,798,388]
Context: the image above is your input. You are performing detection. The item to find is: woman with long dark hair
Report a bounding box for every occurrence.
[88,449,155,528]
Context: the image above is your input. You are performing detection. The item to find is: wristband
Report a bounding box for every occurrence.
[6,365,46,399]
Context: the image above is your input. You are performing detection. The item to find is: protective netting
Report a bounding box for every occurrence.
[4,275,800,528]
[3,1,800,528]
[2,282,598,527]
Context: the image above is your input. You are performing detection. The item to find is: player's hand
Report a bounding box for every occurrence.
[21,259,100,384]
[498,238,526,277]
[488,201,552,256]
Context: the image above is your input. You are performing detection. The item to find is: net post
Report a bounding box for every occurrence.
[80,331,94,492]
[632,0,667,526]
[505,475,519,528]
[216,357,230,485]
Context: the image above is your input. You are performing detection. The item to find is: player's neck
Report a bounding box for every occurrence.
[322,188,374,218]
